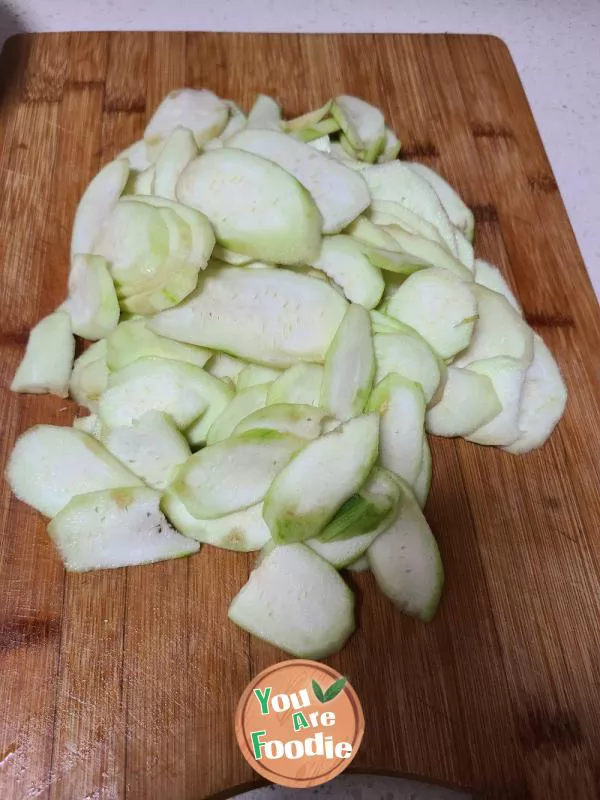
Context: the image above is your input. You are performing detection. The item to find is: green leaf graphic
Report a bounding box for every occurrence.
[323,676,347,702]
[312,679,326,703]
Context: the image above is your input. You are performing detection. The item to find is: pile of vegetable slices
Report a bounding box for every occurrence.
[6,90,567,659]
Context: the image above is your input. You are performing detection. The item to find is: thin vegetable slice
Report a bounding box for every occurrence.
[386,268,477,360]
[374,332,442,406]
[368,199,449,251]
[71,158,129,257]
[48,487,199,571]
[170,430,305,519]
[99,356,232,431]
[285,101,332,132]
[6,425,143,517]
[331,95,385,162]
[229,129,370,234]
[475,259,522,314]
[266,363,324,406]
[228,543,355,659]
[64,254,120,340]
[205,353,246,384]
[103,410,191,490]
[347,216,430,274]
[149,266,347,368]
[453,285,533,368]
[465,356,527,447]
[426,366,502,437]
[144,88,228,158]
[368,374,426,487]
[177,148,322,265]
[153,126,198,200]
[368,477,443,621]
[405,162,475,242]
[503,334,567,454]
[161,493,271,551]
[73,413,103,439]
[233,404,329,440]
[381,224,471,279]
[236,364,280,391]
[246,94,282,130]
[69,339,109,412]
[310,235,384,309]
[413,438,432,509]
[321,304,374,421]
[119,139,151,171]
[263,414,379,544]
[106,319,211,371]
[206,384,270,445]
[123,166,155,196]
[347,555,369,572]
[11,311,74,397]
[220,100,247,141]
[377,127,401,163]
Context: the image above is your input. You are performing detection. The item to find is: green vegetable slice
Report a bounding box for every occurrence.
[11,311,74,398]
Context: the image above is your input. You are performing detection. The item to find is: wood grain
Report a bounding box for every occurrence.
[1,32,599,800]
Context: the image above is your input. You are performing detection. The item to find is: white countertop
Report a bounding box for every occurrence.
[1,0,599,296]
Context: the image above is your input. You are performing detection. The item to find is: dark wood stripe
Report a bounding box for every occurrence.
[519,705,584,751]
[401,141,439,158]
[528,175,559,193]
[0,615,61,651]
[472,122,513,139]
[472,203,499,223]
[525,312,575,328]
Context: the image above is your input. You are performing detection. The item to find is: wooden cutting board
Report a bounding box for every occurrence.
[1,31,600,800]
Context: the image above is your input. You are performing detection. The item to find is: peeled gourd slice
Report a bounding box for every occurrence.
[413,438,432,509]
[144,88,228,158]
[102,411,191,490]
[64,254,119,340]
[206,384,270,444]
[296,120,340,143]
[285,101,332,132]
[368,374,426,487]
[368,199,449,251]
[48,487,199,571]
[119,139,151,171]
[266,363,324,406]
[205,353,246,384]
[347,555,369,572]
[229,129,370,234]
[123,166,155,196]
[362,161,459,256]
[6,425,143,517]
[318,467,400,543]
[368,477,443,622]
[246,94,282,130]
[149,266,347,368]
[153,126,198,200]
[177,149,322,265]
[236,364,281,391]
[71,158,129,257]
[426,366,502,437]
[69,339,109,412]
[211,245,253,265]
[220,100,247,141]
[73,413,103,439]
[124,195,215,272]
[454,285,533,369]
[465,357,527,447]
[310,235,384,308]
[475,259,522,314]
[347,216,430,274]
[229,543,355,659]
[233,404,328,440]
[161,493,271,551]
[106,319,211,371]
[331,95,385,162]
[370,309,407,334]
[170,430,305,519]
[263,414,379,544]
[11,311,74,397]
[308,527,382,570]
[454,230,475,272]
[386,268,477,360]
[503,334,567,454]
[321,304,374,421]
[405,162,475,242]
[374,332,442,406]
[377,127,401,163]
[99,356,232,431]
[381,224,471,280]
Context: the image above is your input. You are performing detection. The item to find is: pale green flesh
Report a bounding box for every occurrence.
[263,414,379,544]
[368,477,443,621]
[426,366,502,438]
[71,158,129,257]
[170,430,306,519]
[475,259,522,313]
[144,88,228,156]
[236,364,281,391]
[266,363,324,406]
[321,304,375,422]
[206,384,270,444]
[153,126,198,200]
[310,235,384,309]
[69,339,109,412]
[149,266,347,368]
[233,404,329,440]
[205,352,246,384]
[176,149,322,265]
[368,200,449,251]
[106,319,211,371]
[161,493,271,551]
[347,555,369,572]
[413,437,432,509]
[65,255,120,341]
[374,332,441,405]
[368,374,426,487]
[465,357,527,447]
[48,487,199,571]
[381,224,471,280]
[405,161,475,242]
[228,543,355,659]
[11,311,75,398]
[246,94,282,130]
[6,425,143,518]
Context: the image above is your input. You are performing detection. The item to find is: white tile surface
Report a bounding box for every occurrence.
[1,0,599,296]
